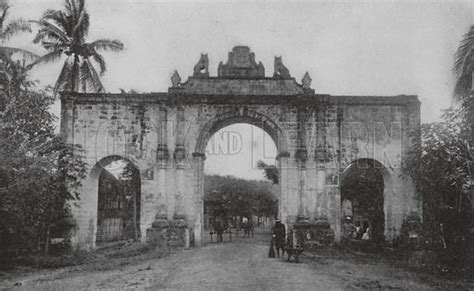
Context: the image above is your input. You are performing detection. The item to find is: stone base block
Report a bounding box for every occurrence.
[147,217,188,249]
[294,218,335,250]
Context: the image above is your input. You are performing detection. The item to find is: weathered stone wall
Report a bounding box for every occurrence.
[60,46,421,250]
[62,93,419,250]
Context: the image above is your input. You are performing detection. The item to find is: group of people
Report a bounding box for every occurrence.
[241,219,254,238]
[342,216,371,242]
[210,216,255,243]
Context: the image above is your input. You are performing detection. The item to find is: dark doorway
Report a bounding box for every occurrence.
[341,160,385,246]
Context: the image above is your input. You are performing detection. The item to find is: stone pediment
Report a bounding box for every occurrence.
[171,46,314,96]
[218,46,265,79]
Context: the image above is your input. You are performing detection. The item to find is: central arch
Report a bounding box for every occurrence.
[194,109,288,155]
[192,109,288,246]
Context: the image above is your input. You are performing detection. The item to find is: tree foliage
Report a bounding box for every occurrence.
[0,28,86,262]
[204,175,278,219]
[256,160,279,184]
[404,109,473,266]
[453,25,474,102]
[0,1,38,62]
[30,0,123,93]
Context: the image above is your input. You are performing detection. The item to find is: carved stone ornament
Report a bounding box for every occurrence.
[156,143,169,164]
[171,70,181,87]
[273,56,291,79]
[295,147,308,162]
[302,72,312,89]
[193,53,209,78]
[218,46,265,79]
[173,144,186,164]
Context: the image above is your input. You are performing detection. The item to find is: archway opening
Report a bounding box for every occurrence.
[202,123,279,243]
[340,159,386,247]
[94,157,141,244]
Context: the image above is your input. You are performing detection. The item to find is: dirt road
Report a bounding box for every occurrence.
[2,229,473,290]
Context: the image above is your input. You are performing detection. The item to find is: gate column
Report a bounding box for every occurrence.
[192,152,206,246]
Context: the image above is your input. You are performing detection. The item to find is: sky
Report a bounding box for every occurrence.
[6,0,473,179]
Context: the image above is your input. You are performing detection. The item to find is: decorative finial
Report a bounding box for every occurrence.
[302,72,312,89]
[171,70,181,87]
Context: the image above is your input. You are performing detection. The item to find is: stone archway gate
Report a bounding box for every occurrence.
[60,46,421,250]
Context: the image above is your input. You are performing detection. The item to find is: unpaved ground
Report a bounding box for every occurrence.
[1,229,473,290]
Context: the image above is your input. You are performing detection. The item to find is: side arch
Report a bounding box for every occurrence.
[90,155,142,244]
[90,155,141,179]
[340,158,393,244]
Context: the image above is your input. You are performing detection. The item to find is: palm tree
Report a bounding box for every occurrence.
[0,1,38,61]
[0,1,38,118]
[453,25,474,102]
[453,25,473,208]
[30,0,123,93]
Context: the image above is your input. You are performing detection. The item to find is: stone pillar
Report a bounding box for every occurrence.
[192,152,206,247]
[296,147,308,221]
[173,144,187,212]
[296,107,309,222]
[147,107,170,246]
[173,107,187,219]
[277,152,290,225]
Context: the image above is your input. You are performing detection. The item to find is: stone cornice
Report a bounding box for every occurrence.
[60,92,419,107]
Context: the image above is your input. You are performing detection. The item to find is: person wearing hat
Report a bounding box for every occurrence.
[272,219,286,258]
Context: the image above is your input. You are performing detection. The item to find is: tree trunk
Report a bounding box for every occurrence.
[132,178,138,241]
[71,55,80,92]
[44,222,51,255]
[44,213,53,255]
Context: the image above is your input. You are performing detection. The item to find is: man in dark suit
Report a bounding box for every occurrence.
[272,219,286,257]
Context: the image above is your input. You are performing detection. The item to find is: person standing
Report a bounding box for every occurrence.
[272,219,286,257]
[213,216,224,243]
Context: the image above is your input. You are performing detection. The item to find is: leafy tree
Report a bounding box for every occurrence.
[256,160,279,184]
[0,1,38,99]
[0,40,86,262]
[404,109,473,269]
[204,175,277,220]
[453,25,474,208]
[30,0,123,93]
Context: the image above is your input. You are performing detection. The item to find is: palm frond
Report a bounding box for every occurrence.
[41,40,67,51]
[71,7,89,40]
[0,5,10,29]
[92,52,105,75]
[453,25,474,76]
[65,0,73,15]
[84,58,104,92]
[454,74,472,101]
[453,25,474,101]
[0,46,39,61]
[30,20,70,44]
[41,9,68,32]
[54,57,73,93]
[1,19,31,41]
[79,58,97,92]
[89,39,124,52]
[28,50,63,68]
